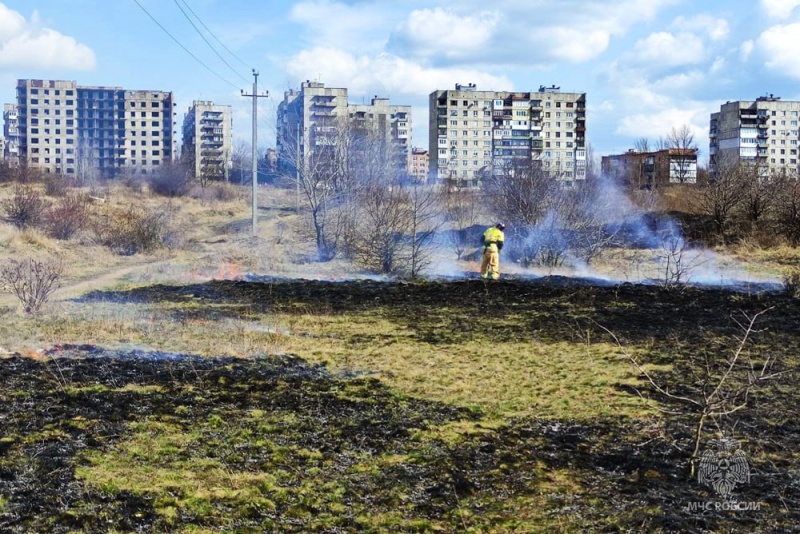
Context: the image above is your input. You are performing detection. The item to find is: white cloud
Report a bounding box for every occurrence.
[615,107,708,141]
[387,0,679,66]
[284,46,512,96]
[671,15,730,41]
[740,40,755,61]
[393,8,499,61]
[757,23,800,79]
[628,32,706,68]
[0,4,94,70]
[290,0,396,52]
[760,0,800,19]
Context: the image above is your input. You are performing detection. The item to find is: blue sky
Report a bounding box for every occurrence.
[2,0,800,160]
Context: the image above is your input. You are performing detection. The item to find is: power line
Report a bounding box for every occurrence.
[177,0,252,72]
[130,0,240,90]
[172,0,250,84]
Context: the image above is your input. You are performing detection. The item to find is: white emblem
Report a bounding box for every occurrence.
[697,439,750,498]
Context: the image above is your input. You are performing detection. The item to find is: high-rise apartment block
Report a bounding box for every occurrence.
[12,79,176,178]
[429,84,586,186]
[3,103,19,165]
[710,95,800,178]
[276,81,412,179]
[181,101,232,181]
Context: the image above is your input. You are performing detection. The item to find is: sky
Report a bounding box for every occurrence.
[2,0,800,161]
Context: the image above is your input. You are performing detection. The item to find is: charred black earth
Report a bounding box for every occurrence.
[0,278,797,532]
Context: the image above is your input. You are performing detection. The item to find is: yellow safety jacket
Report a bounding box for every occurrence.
[482,227,505,253]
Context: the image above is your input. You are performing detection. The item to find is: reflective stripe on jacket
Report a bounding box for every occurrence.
[482,227,505,252]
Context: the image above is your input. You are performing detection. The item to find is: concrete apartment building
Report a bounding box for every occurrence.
[181,101,232,182]
[12,79,176,178]
[428,83,587,186]
[602,148,698,188]
[710,95,800,179]
[3,103,19,165]
[276,81,412,179]
[410,147,429,183]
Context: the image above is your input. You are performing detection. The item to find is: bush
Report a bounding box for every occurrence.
[0,256,63,314]
[43,175,69,197]
[784,269,800,298]
[147,164,192,197]
[92,204,174,255]
[43,193,90,240]
[2,184,47,229]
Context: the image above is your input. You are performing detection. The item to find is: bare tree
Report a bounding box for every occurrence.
[441,183,480,260]
[633,137,650,153]
[230,140,251,185]
[666,125,698,184]
[695,155,747,240]
[774,175,800,244]
[407,183,442,278]
[351,180,410,273]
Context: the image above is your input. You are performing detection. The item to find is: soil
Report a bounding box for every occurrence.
[0,278,798,532]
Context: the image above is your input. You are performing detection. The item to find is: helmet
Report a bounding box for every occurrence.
[496,223,506,230]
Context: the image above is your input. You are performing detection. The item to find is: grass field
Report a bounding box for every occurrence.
[0,182,799,532]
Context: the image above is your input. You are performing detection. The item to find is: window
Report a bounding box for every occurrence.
[450,120,457,126]
[151,102,159,108]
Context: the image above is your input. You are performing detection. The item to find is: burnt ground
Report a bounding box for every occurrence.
[0,278,797,532]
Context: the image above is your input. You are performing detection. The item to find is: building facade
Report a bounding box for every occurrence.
[710,95,800,179]
[3,103,19,165]
[181,101,232,182]
[602,148,698,188]
[410,147,429,183]
[13,79,176,178]
[428,84,587,186]
[276,81,412,180]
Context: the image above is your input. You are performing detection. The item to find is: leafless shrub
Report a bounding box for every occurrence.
[695,157,748,241]
[351,182,411,274]
[43,192,90,240]
[774,176,800,245]
[598,307,783,478]
[0,256,63,314]
[189,183,239,202]
[92,204,174,255]
[783,269,800,298]
[442,184,480,260]
[146,163,192,197]
[43,175,70,197]
[2,184,47,229]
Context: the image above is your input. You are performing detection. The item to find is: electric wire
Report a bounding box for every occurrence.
[172,0,250,84]
[177,0,252,72]
[130,0,240,90]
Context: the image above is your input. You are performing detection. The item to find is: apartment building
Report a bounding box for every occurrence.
[410,147,429,183]
[710,95,800,179]
[3,103,19,165]
[602,148,698,188]
[13,79,176,178]
[428,84,586,186]
[276,81,412,179]
[181,101,232,182]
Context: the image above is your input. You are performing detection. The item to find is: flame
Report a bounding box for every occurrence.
[214,262,244,281]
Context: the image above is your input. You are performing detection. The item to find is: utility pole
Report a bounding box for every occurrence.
[241,69,268,236]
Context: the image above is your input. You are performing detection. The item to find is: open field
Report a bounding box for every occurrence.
[0,183,799,532]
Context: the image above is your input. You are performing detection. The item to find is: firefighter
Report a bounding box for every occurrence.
[480,223,505,280]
